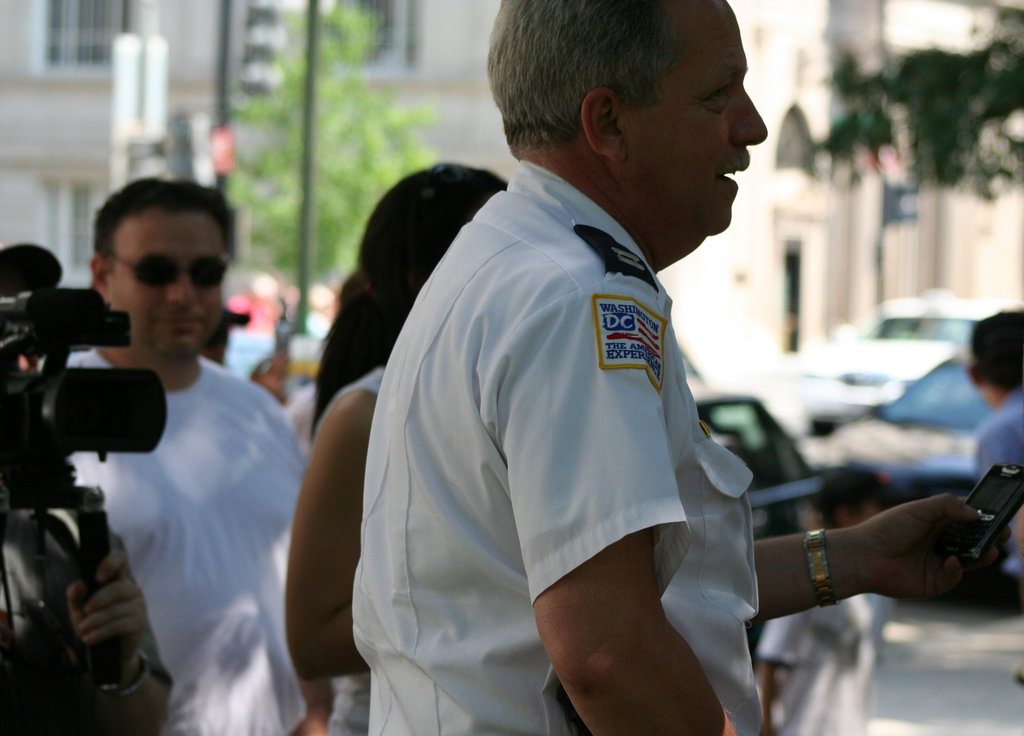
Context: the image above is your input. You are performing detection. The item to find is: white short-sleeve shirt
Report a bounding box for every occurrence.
[755,594,885,736]
[353,163,757,735]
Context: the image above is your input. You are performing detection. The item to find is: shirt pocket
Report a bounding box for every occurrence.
[693,438,758,618]
[695,438,752,498]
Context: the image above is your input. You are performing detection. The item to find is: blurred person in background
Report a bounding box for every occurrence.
[967,310,1024,683]
[202,306,292,404]
[284,270,369,458]
[756,469,902,736]
[227,272,283,335]
[0,242,170,735]
[225,273,291,403]
[305,283,339,338]
[70,178,330,735]
[285,164,506,736]
[200,307,250,365]
[968,311,1024,475]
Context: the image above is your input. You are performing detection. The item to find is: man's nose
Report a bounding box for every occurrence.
[735,91,768,148]
[163,270,197,302]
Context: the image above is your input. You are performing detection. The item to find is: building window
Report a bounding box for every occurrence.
[776,106,815,175]
[46,0,127,67]
[357,0,416,67]
[45,182,103,279]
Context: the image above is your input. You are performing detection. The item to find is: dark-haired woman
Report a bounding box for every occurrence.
[285,165,506,736]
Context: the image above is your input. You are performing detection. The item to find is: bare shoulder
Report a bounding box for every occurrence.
[313,389,378,451]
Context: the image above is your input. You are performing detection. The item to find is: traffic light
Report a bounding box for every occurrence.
[241,0,286,96]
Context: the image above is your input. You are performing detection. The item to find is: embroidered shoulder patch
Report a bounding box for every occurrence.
[574,224,658,291]
[593,294,667,391]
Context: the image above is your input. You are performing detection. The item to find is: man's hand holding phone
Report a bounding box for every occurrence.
[934,463,1024,562]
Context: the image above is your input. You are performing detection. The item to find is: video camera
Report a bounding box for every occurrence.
[0,287,166,688]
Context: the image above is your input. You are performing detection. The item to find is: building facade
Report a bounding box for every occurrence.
[0,0,224,285]
[0,0,1020,372]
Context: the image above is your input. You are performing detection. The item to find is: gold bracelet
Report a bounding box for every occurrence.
[803,529,837,606]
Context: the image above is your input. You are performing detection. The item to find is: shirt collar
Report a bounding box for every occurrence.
[509,162,656,276]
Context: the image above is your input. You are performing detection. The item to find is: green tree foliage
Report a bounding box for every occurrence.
[230,5,436,277]
[823,8,1024,197]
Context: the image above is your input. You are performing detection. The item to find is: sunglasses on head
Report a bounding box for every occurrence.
[418,164,483,201]
[110,253,228,288]
[428,163,475,184]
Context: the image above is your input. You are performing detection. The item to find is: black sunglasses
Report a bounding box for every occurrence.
[110,253,228,288]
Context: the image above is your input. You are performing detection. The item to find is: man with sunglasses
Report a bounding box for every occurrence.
[69,178,330,735]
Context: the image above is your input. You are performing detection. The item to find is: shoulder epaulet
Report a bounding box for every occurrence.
[574,224,658,291]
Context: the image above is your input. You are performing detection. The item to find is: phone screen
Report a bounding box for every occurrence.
[971,468,1024,516]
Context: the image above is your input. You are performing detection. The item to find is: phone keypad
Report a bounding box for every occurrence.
[935,520,988,558]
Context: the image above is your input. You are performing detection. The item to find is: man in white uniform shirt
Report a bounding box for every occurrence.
[353,2,997,734]
[71,178,330,735]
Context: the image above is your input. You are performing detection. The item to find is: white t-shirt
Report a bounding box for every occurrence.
[756,594,888,736]
[70,353,306,736]
[353,162,757,735]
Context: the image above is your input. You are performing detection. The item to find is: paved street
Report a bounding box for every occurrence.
[871,599,1024,735]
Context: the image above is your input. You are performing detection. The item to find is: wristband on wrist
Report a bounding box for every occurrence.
[100,652,150,697]
[803,529,837,606]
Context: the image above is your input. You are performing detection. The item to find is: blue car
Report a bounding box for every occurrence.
[805,358,991,497]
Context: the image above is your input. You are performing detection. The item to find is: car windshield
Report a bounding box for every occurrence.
[876,361,991,431]
[863,316,975,343]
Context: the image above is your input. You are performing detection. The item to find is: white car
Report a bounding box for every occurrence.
[799,291,1019,435]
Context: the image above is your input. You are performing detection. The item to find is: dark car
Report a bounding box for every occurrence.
[694,389,820,539]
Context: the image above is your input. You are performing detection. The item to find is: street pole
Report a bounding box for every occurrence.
[110,0,167,188]
[296,0,320,336]
[215,0,233,193]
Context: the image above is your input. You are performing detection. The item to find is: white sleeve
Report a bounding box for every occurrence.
[486,287,688,602]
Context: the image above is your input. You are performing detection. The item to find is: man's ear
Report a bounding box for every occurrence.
[967,362,982,388]
[90,252,112,299]
[580,87,627,162]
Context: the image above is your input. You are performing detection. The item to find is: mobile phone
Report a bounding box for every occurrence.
[274,317,292,355]
[934,462,1024,561]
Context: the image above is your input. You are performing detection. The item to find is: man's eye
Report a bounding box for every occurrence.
[703,87,730,110]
